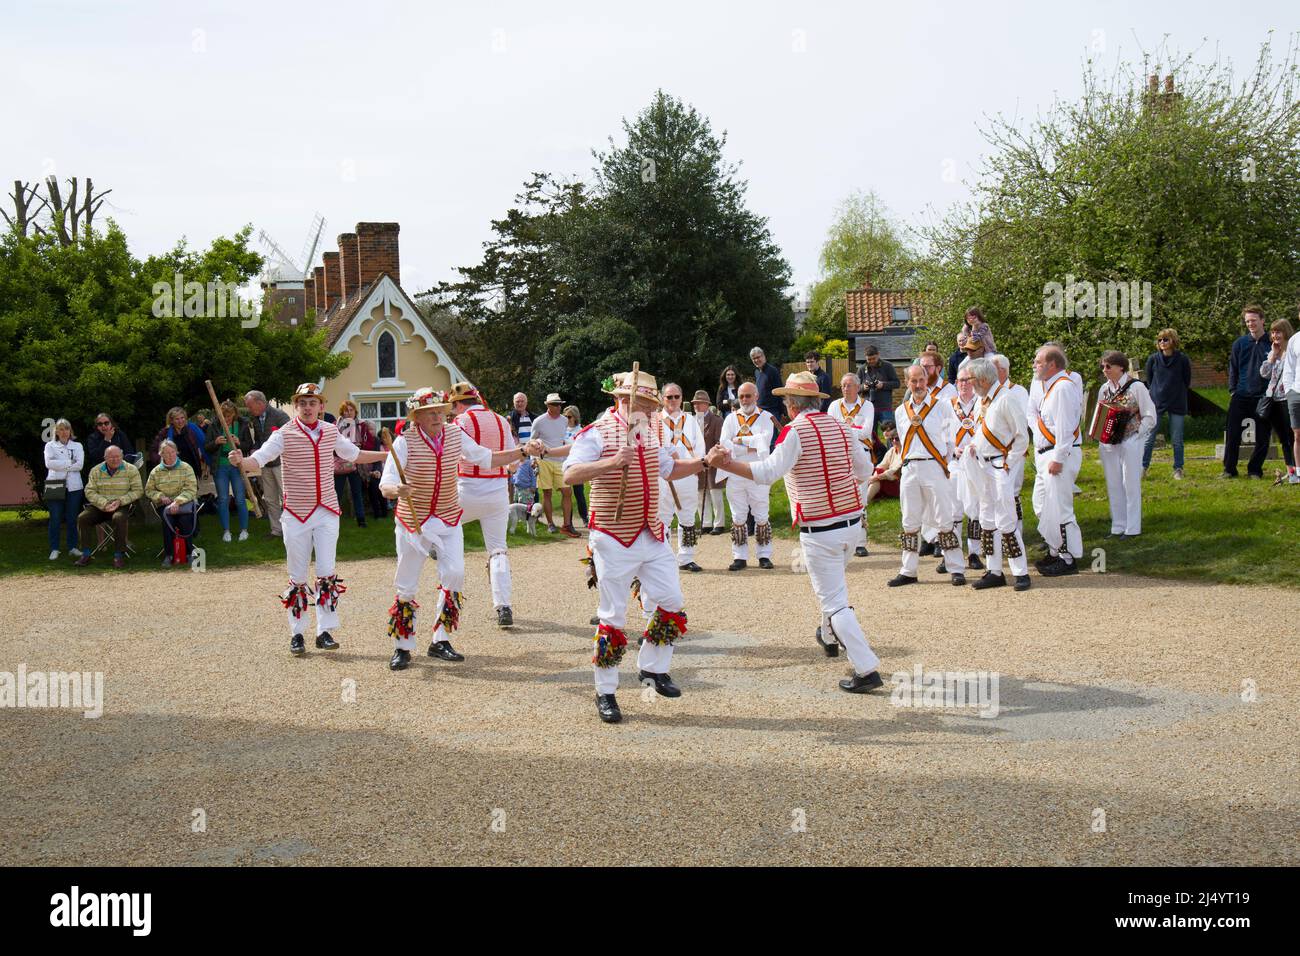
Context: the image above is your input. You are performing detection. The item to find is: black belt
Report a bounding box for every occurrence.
[980,455,1005,462]
[799,515,862,534]
[901,458,938,467]
[1035,444,1081,454]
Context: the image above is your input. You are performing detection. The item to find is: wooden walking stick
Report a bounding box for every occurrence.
[379,427,419,527]
[204,379,262,518]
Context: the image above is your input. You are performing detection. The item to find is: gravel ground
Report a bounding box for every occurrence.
[1,530,1296,866]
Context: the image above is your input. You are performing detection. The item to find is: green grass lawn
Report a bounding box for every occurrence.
[1,505,566,577]
[5,438,1295,587]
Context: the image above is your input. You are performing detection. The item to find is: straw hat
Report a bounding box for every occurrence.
[406,387,453,418]
[544,393,564,406]
[447,381,482,404]
[292,382,325,405]
[773,370,828,399]
[691,389,711,405]
[602,370,663,406]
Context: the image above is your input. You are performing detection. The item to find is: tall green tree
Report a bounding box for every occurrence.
[0,222,348,491]
[919,39,1300,386]
[806,190,919,341]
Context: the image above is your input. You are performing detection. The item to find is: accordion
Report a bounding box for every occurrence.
[1088,389,1137,445]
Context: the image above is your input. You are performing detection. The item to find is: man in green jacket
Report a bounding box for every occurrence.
[76,446,143,568]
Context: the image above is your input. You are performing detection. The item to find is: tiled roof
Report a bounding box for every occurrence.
[320,276,383,347]
[845,286,924,333]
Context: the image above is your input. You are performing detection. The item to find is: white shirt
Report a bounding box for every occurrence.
[928,381,957,405]
[45,439,85,493]
[659,410,706,459]
[1028,371,1084,432]
[251,418,360,468]
[1002,381,1030,422]
[379,424,496,489]
[1098,374,1157,443]
[894,391,958,463]
[719,406,776,465]
[972,381,1028,467]
[948,394,979,454]
[1033,371,1084,464]
[827,394,875,450]
[563,414,679,479]
[750,413,874,491]
[1281,333,1300,397]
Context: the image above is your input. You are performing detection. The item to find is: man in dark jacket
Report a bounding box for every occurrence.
[860,345,900,425]
[750,347,785,424]
[804,351,834,412]
[244,389,290,537]
[1222,306,1272,479]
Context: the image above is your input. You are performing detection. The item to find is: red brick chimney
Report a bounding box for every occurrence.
[357,222,400,287]
[322,251,342,310]
[313,266,326,311]
[303,275,317,314]
[338,232,360,300]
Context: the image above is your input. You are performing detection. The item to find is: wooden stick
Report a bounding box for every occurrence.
[379,427,419,527]
[204,379,262,518]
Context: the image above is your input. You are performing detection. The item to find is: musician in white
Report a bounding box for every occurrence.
[991,353,1030,534]
[946,364,983,571]
[963,357,1031,590]
[720,381,778,571]
[657,384,706,572]
[708,371,883,694]
[1029,345,1085,576]
[889,364,967,587]
[826,372,875,558]
[1096,351,1157,538]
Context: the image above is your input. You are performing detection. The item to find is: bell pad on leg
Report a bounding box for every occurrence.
[980,528,995,557]
[899,531,919,552]
[1001,531,1023,559]
[937,530,959,551]
[755,522,772,546]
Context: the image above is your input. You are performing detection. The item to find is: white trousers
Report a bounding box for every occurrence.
[658,476,701,562]
[972,458,1029,576]
[726,478,773,559]
[699,486,727,529]
[803,523,880,677]
[1033,445,1083,558]
[391,516,465,650]
[460,480,512,609]
[282,508,339,636]
[900,459,962,575]
[1099,438,1144,535]
[590,528,684,693]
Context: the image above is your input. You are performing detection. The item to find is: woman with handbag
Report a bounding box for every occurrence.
[44,418,85,560]
[1096,352,1156,539]
[1258,319,1298,482]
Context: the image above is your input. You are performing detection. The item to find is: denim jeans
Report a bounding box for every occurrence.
[1142,412,1185,470]
[213,462,249,532]
[333,470,366,522]
[47,488,83,551]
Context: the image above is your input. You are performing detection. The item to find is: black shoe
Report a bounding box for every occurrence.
[428,640,465,661]
[918,540,936,557]
[814,626,839,658]
[497,606,514,627]
[1105,532,1124,540]
[728,559,747,572]
[1039,556,1079,577]
[315,632,339,650]
[855,546,869,557]
[839,671,884,694]
[1033,554,1057,572]
[680,562,703,573]
[935,561,947,574]
[709,527,726,535]
[290,634,305,656]
[639,670,681,698]
[596,693,622,723]
[950,573,967,587]
[1014,575,1032,592]
[1217,471,1237,479]
[758,557,774,570]
[887,573,918,587]
[589,615,601,626]
[967,554,984,570]
[970,571,1006,590]
[389,648,411,670]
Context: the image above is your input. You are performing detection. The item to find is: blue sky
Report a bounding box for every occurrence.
[2,1,1290,296]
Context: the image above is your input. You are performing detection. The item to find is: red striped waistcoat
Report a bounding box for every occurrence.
[456,405,510,479]
[587,410,663,547]
[781,412,862,525]
[280,419,341,522]
[397,424,464,532]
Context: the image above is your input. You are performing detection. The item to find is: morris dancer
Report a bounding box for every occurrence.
[1029,345,1085,576]
[942,364,983,573]
[658,383,706,573]
[991,353,1030,534]
[449,381,521,627]
[964,357,1031,591]
[719,381,778,571]
[230,383,388,656]
[381,387,542,671]
[708,371,883,693]
[918,351,957,556]
[826,371,875,558]
[562,369,708,724]
[889,365,966,587]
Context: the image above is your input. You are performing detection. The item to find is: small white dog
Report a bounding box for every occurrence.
[508,501,543,536]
